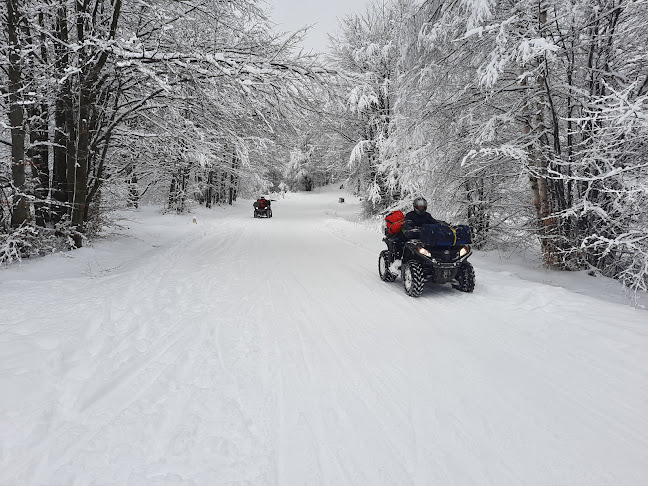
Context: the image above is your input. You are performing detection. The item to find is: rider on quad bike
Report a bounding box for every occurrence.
[403,196,441,233]
[383,197,439,259]
[253,196,272,218]
[379,197,475,297]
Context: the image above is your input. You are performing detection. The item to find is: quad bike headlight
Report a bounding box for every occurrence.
[418,247,432,258]
[459,246,470,257]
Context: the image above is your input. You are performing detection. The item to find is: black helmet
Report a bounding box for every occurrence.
[413,196,427,215]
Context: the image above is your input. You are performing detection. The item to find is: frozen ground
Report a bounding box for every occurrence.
[1,187,647,485]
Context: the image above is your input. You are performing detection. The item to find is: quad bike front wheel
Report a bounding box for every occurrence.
[402,260,425,297]
[378,250,398,282]
[453,261,475,292]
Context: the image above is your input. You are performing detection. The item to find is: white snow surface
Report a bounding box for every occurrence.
[1,187,648,485]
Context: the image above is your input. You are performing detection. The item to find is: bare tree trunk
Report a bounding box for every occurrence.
[169,176,177,209]
[465,178,490,249]
[205,170,214,208]
[21,9,51,227]
[71,88,91,229]
[126,166,139,208]
[219,170,227,204]
[227,148,235,205]
[52,2,70,224]
[64,86,78,225]
[6,0,30,228]
[29,107,50,227]
[523,3,562,265]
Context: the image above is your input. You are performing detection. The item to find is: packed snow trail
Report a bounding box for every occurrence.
[1,189,648,485]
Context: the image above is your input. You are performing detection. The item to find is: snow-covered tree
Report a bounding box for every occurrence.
[329,0,416,214]
[401,0,648,288]
[1,0,324,252]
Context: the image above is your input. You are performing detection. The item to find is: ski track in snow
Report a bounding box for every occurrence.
[1,189,648,486]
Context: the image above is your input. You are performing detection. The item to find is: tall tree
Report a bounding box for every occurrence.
[3,0,28,227]
[330,0,415,213]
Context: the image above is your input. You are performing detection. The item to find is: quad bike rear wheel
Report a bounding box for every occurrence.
[402,260,425,297]
[378,250,398,282]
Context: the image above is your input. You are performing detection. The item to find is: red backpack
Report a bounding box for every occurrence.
[384,210,405,235]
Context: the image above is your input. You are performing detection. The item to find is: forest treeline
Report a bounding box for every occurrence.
[2,0,647,294]
[0,0,321,246]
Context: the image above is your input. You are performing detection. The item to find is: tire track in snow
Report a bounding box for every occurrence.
[261,215,425,484]
[2,216,257,483]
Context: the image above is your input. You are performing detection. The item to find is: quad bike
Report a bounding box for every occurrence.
[378,228,475,297]
[254,206,272,218]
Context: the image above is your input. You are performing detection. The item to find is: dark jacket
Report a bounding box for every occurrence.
[401,210,440,240]
[403,210,439,230]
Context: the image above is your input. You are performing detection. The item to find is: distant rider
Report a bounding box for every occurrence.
[253,196,271,210]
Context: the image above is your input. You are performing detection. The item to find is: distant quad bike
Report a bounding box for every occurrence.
[253,198,272,218]
[379,214,475,297]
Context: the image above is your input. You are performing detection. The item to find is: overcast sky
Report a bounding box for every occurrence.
[266,0,371,53]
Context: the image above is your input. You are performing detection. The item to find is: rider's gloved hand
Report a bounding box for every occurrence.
[403,228,420,239]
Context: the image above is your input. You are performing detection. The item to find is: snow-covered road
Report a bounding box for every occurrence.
[2,189,648,485]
